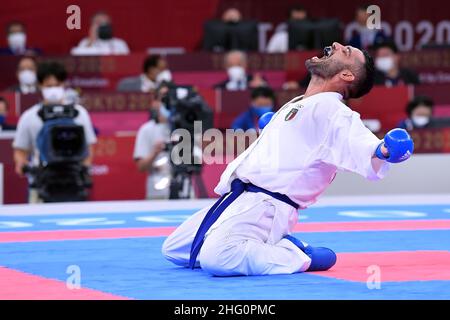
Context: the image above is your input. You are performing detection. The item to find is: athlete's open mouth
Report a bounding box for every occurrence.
[323,46,333,58]
[311,46,333,62]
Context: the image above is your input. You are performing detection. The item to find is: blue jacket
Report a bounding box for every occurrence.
[232,109,259,131]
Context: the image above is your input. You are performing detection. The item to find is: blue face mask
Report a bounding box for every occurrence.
[159,104,171,119]
[0,115,5,125]
[251,106,273,118]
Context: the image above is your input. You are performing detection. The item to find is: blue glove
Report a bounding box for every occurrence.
[375,128,414,163]
[258,112,275,130]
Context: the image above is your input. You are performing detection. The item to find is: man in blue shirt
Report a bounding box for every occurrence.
[231,86,275,131]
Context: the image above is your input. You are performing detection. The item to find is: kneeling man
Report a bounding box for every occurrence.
[162,43,414,276]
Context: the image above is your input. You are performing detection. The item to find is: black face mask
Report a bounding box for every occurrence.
[98,24,113,40]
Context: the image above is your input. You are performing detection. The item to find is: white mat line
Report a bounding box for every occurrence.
[313,194,450,207]
[0,194,449,216]
[0,199,216,216]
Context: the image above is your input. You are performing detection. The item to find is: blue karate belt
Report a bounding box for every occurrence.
[189,178,299,269]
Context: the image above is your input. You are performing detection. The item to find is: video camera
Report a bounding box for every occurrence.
[159,84,213,199]
[24,103,92,202]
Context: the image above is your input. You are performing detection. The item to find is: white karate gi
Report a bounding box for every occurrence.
[162,92,389,276]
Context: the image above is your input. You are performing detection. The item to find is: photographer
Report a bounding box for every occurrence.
[134,83,213,200]
[133,85,171,200]
[12,61,97,203]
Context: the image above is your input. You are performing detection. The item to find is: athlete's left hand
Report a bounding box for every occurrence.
[375,128,414,163]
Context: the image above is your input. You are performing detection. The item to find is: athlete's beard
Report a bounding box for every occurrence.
[305,57,347,79]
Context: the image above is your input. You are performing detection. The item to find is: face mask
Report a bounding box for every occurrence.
[97,24,113,40]
[251,105,273,118]
[42,86,65,103]
[156,70,172,84]
[412,115,430,127]
[227,66,246,81]
[8,32,26,51]
[0,115,5,125]
[159,104,171,119]
[18,70,36,86]
[375,56,394,73]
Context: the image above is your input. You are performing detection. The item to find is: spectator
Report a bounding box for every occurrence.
[11,56,38,94]
[374,41,420,87]
[117,55,172,92]
[222,8,242,23]
[346,4,386,50]
[0,21,41,56]
[232,86,275,131]
[0,97,16,131]
[398,96,434,130]
[266,5,309,53]
[215,50,267,91]
[12,61,97,202]
[71,11,130,55]
[133,88,171,199]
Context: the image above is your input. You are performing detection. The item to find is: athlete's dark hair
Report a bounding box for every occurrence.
[350,49,375,99]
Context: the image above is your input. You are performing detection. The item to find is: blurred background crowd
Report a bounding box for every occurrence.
[1,0,449,204]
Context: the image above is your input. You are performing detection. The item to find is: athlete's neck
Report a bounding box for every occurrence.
[304,75,345,99]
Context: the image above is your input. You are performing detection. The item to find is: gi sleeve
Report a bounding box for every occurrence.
[320,108,390,180]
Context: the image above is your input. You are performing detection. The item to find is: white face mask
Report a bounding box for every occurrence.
[227,66,246,81]
[156,70,172,84]
[18,70,36,86]
[42,86,65,103]
[411,115,430,127]
[159,104,171,119]
[8,32,26,51]
[375,56,394,73]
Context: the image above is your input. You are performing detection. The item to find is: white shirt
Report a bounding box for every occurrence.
[71,37,130,55]
[133,120,170,162]
[215,92,389,208]
[133,120,171,198]
[140,74,158,92]
[12,103,97,164]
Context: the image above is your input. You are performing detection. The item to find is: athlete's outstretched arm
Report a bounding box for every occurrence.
[320,109,392,180]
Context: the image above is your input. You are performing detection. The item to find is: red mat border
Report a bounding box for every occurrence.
[0,266,129,300]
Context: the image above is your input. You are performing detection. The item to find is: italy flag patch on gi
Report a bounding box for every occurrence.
[285,108,299,121]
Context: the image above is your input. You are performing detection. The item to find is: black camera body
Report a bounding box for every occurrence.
[163,85,213,132]
[26,104,92,202]
[160,85,213,199]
